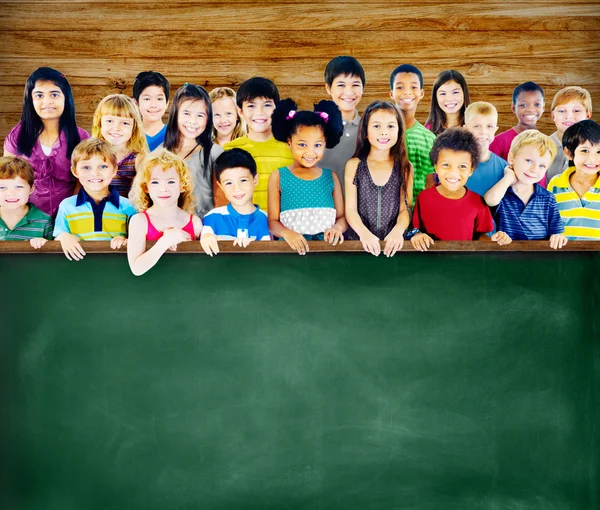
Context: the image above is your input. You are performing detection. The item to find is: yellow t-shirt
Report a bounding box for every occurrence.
[223,136,294,213]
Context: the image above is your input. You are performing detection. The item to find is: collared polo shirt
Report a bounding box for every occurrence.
[201,203,271,240]
[52,186,136,240]
[547,166,600,240]
[0,203,53,240]
[494,184,563,240]
[321,111,360,194]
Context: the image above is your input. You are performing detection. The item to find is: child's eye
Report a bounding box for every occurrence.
[168,180,176,185]
[264,103,274,108]
[100,165,108,169]
[223,182,232,186]
[105,119,112,123]
[298,143,306,148]
[315,143,322,148]
[580,149,589,153]
[240,178,248,183]
[247,104,254,109]
[150,180,159,185]
[388,124,396,129]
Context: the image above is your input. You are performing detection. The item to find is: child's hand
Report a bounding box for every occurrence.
[233,236,252,249]
[503,165,517,185]
[283,231,309,255]
[160,228,191,252]
[549,233,568,250]
[58,233,86,261]
[110,236,127,250]
[359,232,381,256]
[29,238,48,249]
[491,231,512,245]
[383,229,405,257]
[411,233,434,252]
[324,227,344,246]
[200,233,220,256]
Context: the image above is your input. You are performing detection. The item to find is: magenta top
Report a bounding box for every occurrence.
[4,122,90,217]
[143,211,196,241]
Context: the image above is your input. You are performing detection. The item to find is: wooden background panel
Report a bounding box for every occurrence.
[0,1,599,143]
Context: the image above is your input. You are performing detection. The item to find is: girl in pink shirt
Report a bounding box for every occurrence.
[3,67,89,217]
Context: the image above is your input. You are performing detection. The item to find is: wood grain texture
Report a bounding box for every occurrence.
[0,1,599,143]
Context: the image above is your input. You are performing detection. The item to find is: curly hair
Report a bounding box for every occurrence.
[129,149,196,214]
[430,127,481,168]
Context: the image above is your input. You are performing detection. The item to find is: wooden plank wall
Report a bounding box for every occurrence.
[1,0,599,144]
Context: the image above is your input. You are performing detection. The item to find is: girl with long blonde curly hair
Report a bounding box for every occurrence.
[127,149,202,275]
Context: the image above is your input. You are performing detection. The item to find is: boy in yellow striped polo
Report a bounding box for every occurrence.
[547,120,600,240]
[53,138,136,260]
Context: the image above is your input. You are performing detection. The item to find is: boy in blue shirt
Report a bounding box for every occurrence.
[201,148,270,256]
[132,71,170,151]
[484,130,567,249]
[464,101,508,196]
[53,138,136,261]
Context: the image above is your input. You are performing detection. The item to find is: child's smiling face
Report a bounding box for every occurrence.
[177,99,208,141]
[434,149,474,193]
[32,80,65,122]
[212,96,239,139]
[0,176,32,210]
[288,125,326,168]
[326,74,364,117]
[436,80,464,116]
[569,141,600,176]
[552,101,591,136]
[513,91,545,130]
[509,144,553,185]
[218,167,258,208]
[138,85,168,124]
[101,115,134,149]
[390,72,424,113]
[240,97,275,136]
[73,155,117,195]
[147,165,182,208]
[367,110,399,151]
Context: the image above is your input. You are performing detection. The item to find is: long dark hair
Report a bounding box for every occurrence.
[426,70,470,136]
[271,98,343,148]
[164,84,213,171]
[354,100,411,197]
[17,67,81,158]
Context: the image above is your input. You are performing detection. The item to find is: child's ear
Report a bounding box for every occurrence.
[131,98,138,106]
[507,152,514,165]
[71,166,79,178]
[29,184,35,196]
[586,110,593,119]
[563,146,573,160]
[325,84,332,97]
[253,174,259,186]
[418,88,425,101]
[511,103,516,115]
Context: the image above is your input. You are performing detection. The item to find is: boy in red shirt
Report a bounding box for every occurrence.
[411,128,512,251]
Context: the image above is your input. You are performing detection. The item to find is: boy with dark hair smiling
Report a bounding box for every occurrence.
[320,56,365,192]
[201,148,270,256]
[224,77,293,213]
[411,128,512,251]
[132,70,171,151]
[490,81,545,161]
[389,63,436,199]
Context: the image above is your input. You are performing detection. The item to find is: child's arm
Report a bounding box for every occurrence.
[30,217,54,249]
[344,158,381,256]
[484,165,516,207]
[53,203,86,261]
[199,217,220,256]
[127,213,191,276]
[268,170,310,255]
[323,171,347,246]
[383,169,414,257]
[548,196,568,249]
[409,194,435,252]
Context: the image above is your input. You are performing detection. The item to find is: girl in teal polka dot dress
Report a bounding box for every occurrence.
[268,98,347,254]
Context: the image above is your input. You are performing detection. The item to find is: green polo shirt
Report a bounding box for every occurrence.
[406,121,436,198]
[0,204,53,241]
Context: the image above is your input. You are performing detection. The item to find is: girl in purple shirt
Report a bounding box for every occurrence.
[3,67,89,217]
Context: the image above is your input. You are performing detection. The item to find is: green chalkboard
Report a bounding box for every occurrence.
[1,251,599,510]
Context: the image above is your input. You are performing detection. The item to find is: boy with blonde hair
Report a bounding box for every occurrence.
[546,86,592,183]
[485,130,567,248]
[463,101,507,196]
[0,156,53,248]
[53,138,136,260]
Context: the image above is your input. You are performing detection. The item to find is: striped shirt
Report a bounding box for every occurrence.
[0,204,53,241]
[53,186,136,241]
[111,152,137,197]
[406,121,436,198]
[201,203,271,241]
[494,184,563,240]
[547,166,600,240]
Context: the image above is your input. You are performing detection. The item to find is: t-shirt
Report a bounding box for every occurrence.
[320,111,360,195]
[466,152,507,196]
[547,166,600,240]
[489,128,519,161]
[494,184,563,240]
[405,121,436,198]
[53,186,136,240]
[545,131,569,184]
[0,204,53,240]
[412,186,495,240]
[147,125,167,152]
[223,136,294,213]
[201,203,271,241]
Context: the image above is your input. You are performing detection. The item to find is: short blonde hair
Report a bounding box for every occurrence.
[129,149,196,214]
[464,101,498,124]
[0,156,35,186]
[509,129,557,163]
[71,138,117,170]
[92,94,149,155]
[551,86,592,112]
[209,87,246,143]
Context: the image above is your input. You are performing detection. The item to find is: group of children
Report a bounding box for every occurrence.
[1,59,599,274]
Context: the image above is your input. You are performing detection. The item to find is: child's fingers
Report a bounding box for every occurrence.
[550,235,558,250]
[560,236,568,248]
